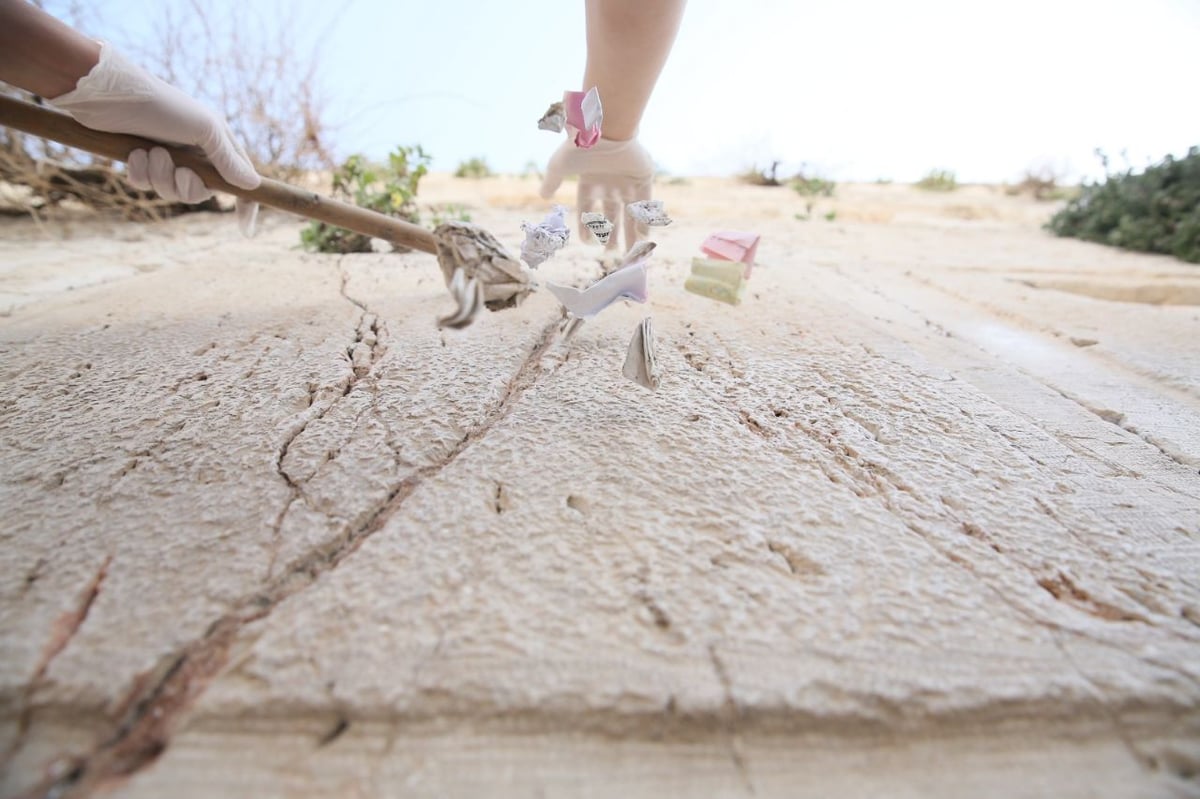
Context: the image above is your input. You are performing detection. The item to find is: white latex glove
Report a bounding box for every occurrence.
[540,137,654,252]
[50,42,260,235]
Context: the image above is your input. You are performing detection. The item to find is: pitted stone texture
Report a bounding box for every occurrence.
[2,181,1199,797]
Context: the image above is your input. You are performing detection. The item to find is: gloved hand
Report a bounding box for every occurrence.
[49,42,260,235]
[540,137,654,252]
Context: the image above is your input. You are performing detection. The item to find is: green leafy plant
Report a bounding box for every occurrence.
[454,157,493,179]
[916,169,958,192]
[428,203,472,225]
[792,169,836,198]
[301,146,431,254]
[1047,146,1200,263]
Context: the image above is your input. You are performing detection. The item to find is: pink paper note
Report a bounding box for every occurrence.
[563,87,603,149]
[700,231,760,278]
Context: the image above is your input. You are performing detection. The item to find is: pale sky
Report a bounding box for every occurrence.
[65,0,1200,183]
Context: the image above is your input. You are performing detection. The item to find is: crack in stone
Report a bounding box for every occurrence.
[27,314,567,799]
[707,644,755,796]
[1048,632,1157,772]
[267,259,391,577]
[1047,385,1197,469]
[4,555,112,769]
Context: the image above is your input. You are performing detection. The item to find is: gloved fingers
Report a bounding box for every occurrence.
[126,149,153,192]
[175,168,212,204]
[540,142,570,199]
[601,183,623,253]
[147,147,182,202]
[201,119,261,191]
[236,199,260,238]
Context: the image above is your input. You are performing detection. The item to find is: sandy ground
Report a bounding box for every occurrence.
[1,175,1198,798]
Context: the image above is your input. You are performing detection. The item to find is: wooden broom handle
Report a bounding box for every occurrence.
[0,94,439,255]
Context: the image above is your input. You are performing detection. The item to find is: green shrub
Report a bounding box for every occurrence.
[454,157,493,179]
[1047,147,1200,263]
[301,146,431,253]
[428,203,472,225]
[916,169,957,192]
[792,172,836,197]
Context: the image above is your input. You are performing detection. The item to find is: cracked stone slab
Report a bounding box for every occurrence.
[2,185,1199,797]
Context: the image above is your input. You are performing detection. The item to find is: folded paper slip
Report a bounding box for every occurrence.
[684,275,743,306]
[563,87,602,149]
[700,230,760,277]
[545,258,650,318]
[622,317,660,391]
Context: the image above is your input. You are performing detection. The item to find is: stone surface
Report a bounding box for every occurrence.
[1,178,1198,797]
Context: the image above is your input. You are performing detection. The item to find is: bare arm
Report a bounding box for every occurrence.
[582,0,687,141]
[0,0,100,97]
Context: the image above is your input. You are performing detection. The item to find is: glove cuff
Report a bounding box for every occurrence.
[48,41,157,107]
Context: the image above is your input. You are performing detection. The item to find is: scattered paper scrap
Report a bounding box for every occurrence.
[564,87,602,148]
[700,231,760,278]
[598,240,657,276]
[622,317,660,391]
[545,252,652,318]
[581,212,613,245]
[538,101,565,133]
[438,267,485,329]
[620,240,657,266]
[627,199,672,227]
[520,205,570,268]
[684,257,745,306]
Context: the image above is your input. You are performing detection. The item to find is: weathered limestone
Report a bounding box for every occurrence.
[1,180,1197,797]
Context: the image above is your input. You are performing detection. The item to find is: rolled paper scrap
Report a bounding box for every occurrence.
[684,275,743,306]
[563,87,603,149]
[622,317,660,391]
[620,240,657,266]
[538,101,565,133]
[598,240,658,276]
[690,257,745,287]
[581,211,613,245]
[627,199,672,226]
[700,231,760,278]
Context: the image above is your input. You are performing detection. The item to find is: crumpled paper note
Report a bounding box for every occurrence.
[700,230,760,278]
[564,87,602,148]
[538,101,565,133]
[544,244,654,318]
[581,211,613,245]
[684,257,745,306]
[627,199,672,226]
[437,266,484,329]
[520,205,570,268]
[622,317,660,391]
